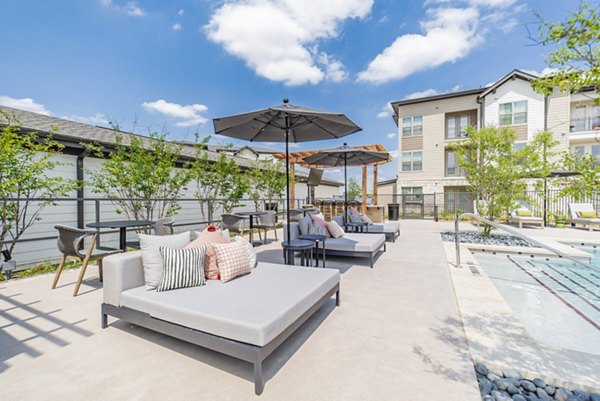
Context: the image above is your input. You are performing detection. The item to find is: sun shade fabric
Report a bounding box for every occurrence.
[158,247,206,292]
[213,102,361,143]
[302,145,389,167]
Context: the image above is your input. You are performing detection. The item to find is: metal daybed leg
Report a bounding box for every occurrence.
[370,255,374,268]
[336,290,340,306]
[254,359,264,395]
[101,306,108,329]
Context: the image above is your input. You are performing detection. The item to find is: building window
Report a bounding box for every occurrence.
[402,151,422,171]
[446,110,476,139]
[499,100,527,126]
[402,115,423,137]
[445,150,465,177]
[513,142,527,151]
[593,144,600,166]
[572,145,585,155]
[402,187,423,202]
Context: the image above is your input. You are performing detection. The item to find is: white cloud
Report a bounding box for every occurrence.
[204,0,373,86]
[63,113,109,126]
[0,96,51,115]
[404,88,440,100]
[177,9,184,17]
[389,150,399,159]
[520,67,556,77]
[387,132,396,139]
[425,0,516,7]
[142,99,209,127]
[358,7,481,84]
[100,0,145,17]
[376,103,393,118]
[172,23,182,31]
[317,52,348,82]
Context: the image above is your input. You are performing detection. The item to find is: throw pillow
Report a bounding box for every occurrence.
[349,214,362,223]
[578,211,597,218]
[139,231,191,290]
[157,247,206,292]
[187,230,230,280]
[516,209,532,217]
[310,215,331,237]
[309,224,327,236]
[349,206,360,215]
[314,212,326,221]
[326,220,345,239]
[360,214,373,224]
[298,215,313,236]
[213,241,252,282]
[232,236,257,268]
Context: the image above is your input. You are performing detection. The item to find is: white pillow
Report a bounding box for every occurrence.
[326,220,345,239]
[232,236,257,268]
[139,231,190,290]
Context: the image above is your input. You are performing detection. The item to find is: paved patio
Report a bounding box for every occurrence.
[0,220,481,401]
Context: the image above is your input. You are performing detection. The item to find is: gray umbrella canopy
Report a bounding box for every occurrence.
[212,99,361,247]
[303,144,389,224]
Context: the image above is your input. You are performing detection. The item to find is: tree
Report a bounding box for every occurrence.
[450,126,528,235]
[86,133,190,222]
[531,1,600,103]
[246,159,286,211]
[0,114,80,256]
[346,177,361,200]
[559,151,600,200]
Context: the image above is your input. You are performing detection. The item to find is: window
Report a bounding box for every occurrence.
[593,144,600,166]
[402,151,422,171]
[513,142,527,151]
[446,111,476,139]
[445,150,465,177]
[402,115,423,137]
[572,145,585,155]
[401,187,422,195]
[499,100,527,126]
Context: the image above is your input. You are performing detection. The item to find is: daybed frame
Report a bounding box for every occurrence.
[101,284,340,395]
[320,241,386,268]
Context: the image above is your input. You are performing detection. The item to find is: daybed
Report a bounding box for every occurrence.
[101,251,340,395]
[569,203,600,231]
[286,222,386,267]
[508,208,544,229]
[332,215,400,242]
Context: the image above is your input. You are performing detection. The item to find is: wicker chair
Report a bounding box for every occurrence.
[221,213,247,237]
[152,217,175,235]
[52,225,122,296]
[288,209,304,222]
[255,210,278,242]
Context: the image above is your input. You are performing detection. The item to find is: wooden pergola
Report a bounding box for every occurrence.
[273,144,392,213]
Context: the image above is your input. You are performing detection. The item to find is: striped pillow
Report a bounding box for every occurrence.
[213,241,252,282]
[157,247,206,292]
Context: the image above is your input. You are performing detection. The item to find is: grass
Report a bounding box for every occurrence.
[0,259,83,281]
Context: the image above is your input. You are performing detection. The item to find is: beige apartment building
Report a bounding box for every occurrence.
[388,69,599,212]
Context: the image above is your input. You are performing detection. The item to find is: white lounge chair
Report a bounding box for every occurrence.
[508,203,544,229]
[568,203,600,231]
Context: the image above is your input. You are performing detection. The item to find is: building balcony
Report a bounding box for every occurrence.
[570,117,600,134]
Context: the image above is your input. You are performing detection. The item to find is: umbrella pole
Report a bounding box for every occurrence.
[285,114,291,245]
[344,152,348,226]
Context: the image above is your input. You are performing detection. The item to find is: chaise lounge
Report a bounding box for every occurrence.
[508,205,544,229]
[568,203,600,231]
[101,251,340,395]
[332,215,400,242]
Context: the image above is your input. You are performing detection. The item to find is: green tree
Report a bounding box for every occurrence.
[346,177,361,200]
[0,114,80,256]
[559,151,600,200]
[450,126,528,235]
[246,159,286,211]
[531,1,600,103]
[86,133,190,222]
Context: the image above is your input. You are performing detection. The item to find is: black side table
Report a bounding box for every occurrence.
[282,240,315,266]
[298,234,327,268]
[345,221,369,233]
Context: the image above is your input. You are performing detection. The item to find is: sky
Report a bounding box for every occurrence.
[0,0,581,188]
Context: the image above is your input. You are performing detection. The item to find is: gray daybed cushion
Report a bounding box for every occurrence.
[119,262,340,347]
[365,221,400,234]
[324,233,385,253]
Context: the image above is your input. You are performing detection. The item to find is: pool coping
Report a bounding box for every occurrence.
[443,240,600,393]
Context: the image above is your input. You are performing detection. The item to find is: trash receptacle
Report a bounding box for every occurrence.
[388,203,400,221]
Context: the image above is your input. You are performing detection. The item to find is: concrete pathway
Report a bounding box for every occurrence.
[0,220,480,401]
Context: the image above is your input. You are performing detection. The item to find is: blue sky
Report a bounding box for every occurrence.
[0,0,578,186]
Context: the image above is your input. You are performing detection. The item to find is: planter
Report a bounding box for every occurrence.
[555,222,566,228]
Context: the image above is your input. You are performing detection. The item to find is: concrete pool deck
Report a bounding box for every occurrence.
[0,220,481,401]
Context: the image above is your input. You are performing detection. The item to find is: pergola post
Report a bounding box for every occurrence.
[373,164,378,205]
[289,162,296,209]
[361,165,367,214]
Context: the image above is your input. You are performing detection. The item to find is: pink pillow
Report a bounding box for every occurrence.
[349,206,360,215]
[186,230,229,279]
[360,214,373,224]
[310,215,331,237]
[213,241,252,282]
[326,220,345,238]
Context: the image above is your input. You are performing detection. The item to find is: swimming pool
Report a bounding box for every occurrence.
[474,247,600,354]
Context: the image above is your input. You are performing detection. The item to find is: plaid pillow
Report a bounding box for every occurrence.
[186,230,229,280]
[157,247,206,292]
[326,220,345,238]
[232,236,257,268]
[212,241,252,282]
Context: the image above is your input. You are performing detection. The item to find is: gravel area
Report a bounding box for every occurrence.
[441,230,539,248]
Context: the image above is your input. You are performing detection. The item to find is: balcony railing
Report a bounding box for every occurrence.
[570,117,600,132]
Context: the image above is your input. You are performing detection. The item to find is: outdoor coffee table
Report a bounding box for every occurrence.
[282,240,315,266]
[345,221,369,233]
[298,234,327,268]
[236,211,268,245]
[86,220,155,251]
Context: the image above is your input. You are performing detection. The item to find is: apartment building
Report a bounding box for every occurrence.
[390,69,599,211]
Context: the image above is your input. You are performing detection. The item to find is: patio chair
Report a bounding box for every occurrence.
[255,210,278,242]
[568,203,600,231]
[288,209,304,222]
[220,213,247,237]
[52,225,122,296]
[508,202,544,229]
[126,217,175,249]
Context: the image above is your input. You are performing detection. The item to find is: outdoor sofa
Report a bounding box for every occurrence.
[101,251,340,395]
[286,222,386,267]
[332,215,400,242]
[568,203,600,231]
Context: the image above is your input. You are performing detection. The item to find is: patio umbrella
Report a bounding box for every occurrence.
[302,143,389,225]
[213,99,361,242]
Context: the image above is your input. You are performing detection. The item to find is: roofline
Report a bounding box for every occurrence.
[377,178,397,186]
[478,69,538,99]
[391,88,485,108]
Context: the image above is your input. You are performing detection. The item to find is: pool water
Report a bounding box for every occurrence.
[474,247,600,354]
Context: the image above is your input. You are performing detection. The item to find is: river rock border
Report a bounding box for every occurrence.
[475,363,600,401]
[442,231,537,248]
